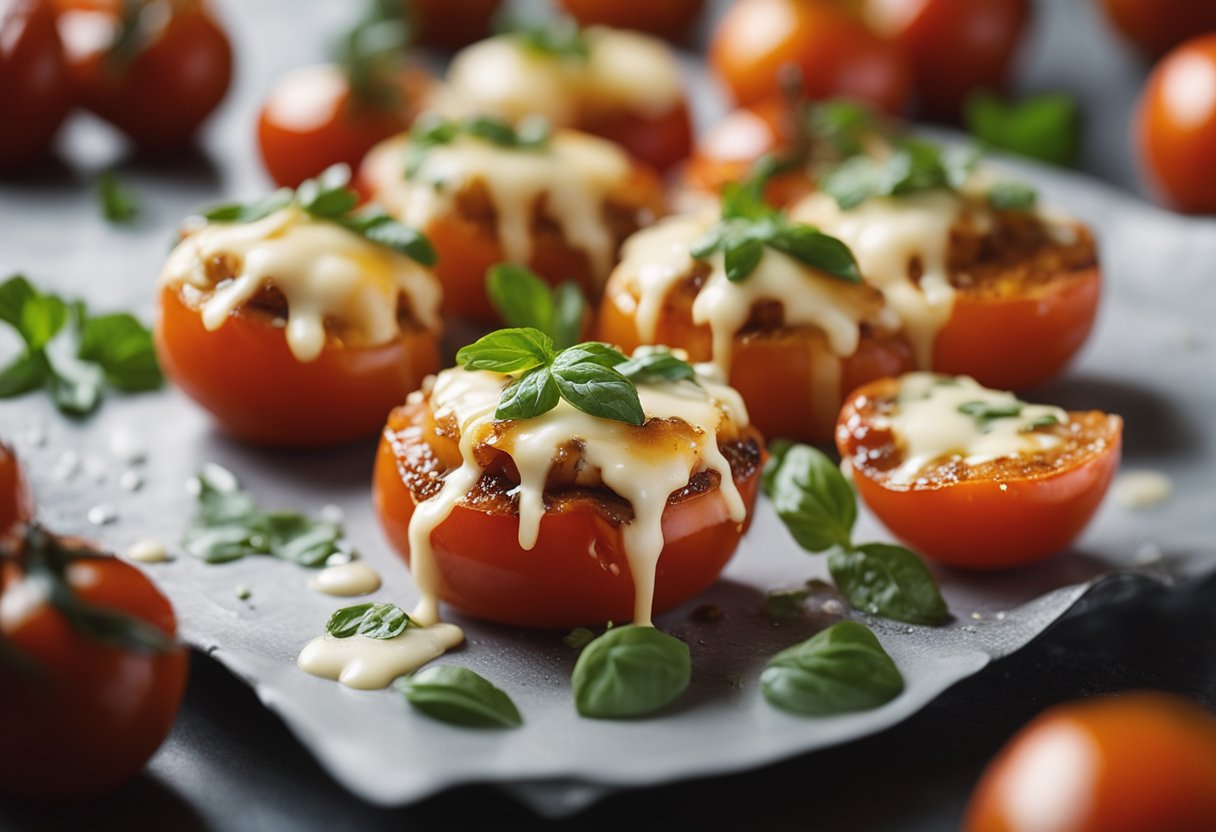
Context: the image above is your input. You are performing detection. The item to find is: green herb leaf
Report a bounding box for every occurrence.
[495,365,559,420]
[767,225,862,284]
[456,327,556,373]
[0,275,68,349]
[397,665,523,728]
[511,18,589,59]
[958,399,1024,430]
[563,626,595,649]
[343,208,438,266]
[485,263,586,350]
[202,189,294,224]
[550,281,587,353]
[551,348,644,426]
[47,358,103,416]
[572,625,691,719]
[764,587,811,620]
[764,443,856,553]
[724,236,766,283]
[818,155,880,209]
[827,543,949,626]
[97,170,140,223]
[616,347,696,385]
[0,351,49,397]
[405,113,551,178]
[966,92,1079,167]
[988,181,1038,211]
[327,602,410,640]
[77,312,162,391]
[336,0,410,111]
[760,621,903,715]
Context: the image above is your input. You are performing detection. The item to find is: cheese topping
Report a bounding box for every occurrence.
[406,361,750,627]
[883,373,1068,485]
[443,28,684,123]
[160,206,441,363]
[309,562,383,597]
[296,623,464,690]
[363,130,637,284]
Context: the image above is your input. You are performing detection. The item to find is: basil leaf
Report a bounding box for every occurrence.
[327,603,374,638]
[689,225,724,259]
[327,602,410,639]
[760,437,794,495]
[551,353,644,426]
[764,587,811,620]
[767,225,862,284]
[456,327,556,373]
[406,114,552,176]
[966,92,1079,166]
[988,181,1038,211]
[555,341,627,369]
[512,18,589,59]
[958,399,1024,430]
[819,155,879,210]
[724,236,765,283]
[550,281,586,351]
[572,625,690,719]
[563,626,595,649]
[202,189,294,223]
[263,513,342,567]
[77,312,163,391]
[616,348,696,384]
[296,165,358,217]
[0,274,68,349]
[496,366,559,421]
[765,443,856,553]
[97,170,139,223]
[486,263,555,333]
[397,665,523,728]
[720,178,773,222]
[348,210,437,266]
[761,621,903,715]
[0,350,50,397]
[48,358,103,416]
[827,543,948,626]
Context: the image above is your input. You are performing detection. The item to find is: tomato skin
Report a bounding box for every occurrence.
[710,0,911,115]
[1100,0,1216,60]
[582,99,694,173]
[0,444,33,539]
[965,693,1216,832]
[373,400,763,629]
[0,0,74,169]
[0,548,188,800]
[54,0,232,150]
[556,0,706,40]
[1135,34,1216,214]
[836,378,1122,568]
[258,64,431,189]
[154,285,440,447]
[408,0,502,50]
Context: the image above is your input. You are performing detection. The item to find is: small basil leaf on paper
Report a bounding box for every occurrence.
[327,602,410,639]
[397,665,523,728]
[765,443,856,553]
[263,513,342,567]
[456,327,556,373]
[616,348,696,384]
[761,621,903,716]
[827,543,949,626]
[0,351,49,397]
[76,312,163,391]
[551,352,644,426]
[764,587,811,620]
[47,357,104,416]
[97,170,140,223]
[496,366,559,421]
[987,181,1038,212]
[966,92,1079,167]
[572,625,690,719]
[0,274,68,349]
[563,627,595,649]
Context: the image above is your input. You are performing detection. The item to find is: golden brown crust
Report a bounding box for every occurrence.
[947,209,1099,298]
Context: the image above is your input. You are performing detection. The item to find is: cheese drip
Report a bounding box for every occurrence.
[406,362,750,627]
[160,206,441,362]
[442,27,683,123]
[296,623,464,690]
[884,373,1068,486]
[364,131,635,284]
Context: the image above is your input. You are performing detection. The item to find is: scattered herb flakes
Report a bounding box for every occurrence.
[405,113,551,179]
[97,170,140,224]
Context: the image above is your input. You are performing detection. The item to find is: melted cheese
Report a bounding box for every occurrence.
[443,28,683,123]
[125,539,169,563]
[406,361,750,627]
[309,562,382,597]
[364,131,636,285]
[883,373,1068,485]
[1111,470,1173,509]
[160,206,441,363]
[296,623,464,690]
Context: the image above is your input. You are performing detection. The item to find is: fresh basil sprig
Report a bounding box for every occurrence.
[987,180,1038,212]
[201,165,436,266]
[485,263,586,351]
[0,275,162,416]
[509,17,589,59]
[761,621,903,716]
[571,625,691,719]
[97,170,139,224]
[405,113,551,178]
[456,327,697,426]
[764,443,949,626]
[691,164,861,285]
[966,92,1079,167]
[183,465,345,567]
[397,665,523,728]
[818,138,980,210]
[327,602,410,640]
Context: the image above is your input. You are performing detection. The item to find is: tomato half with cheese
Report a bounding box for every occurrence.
[361,123,664,324]
[373,362,764,629]
[155,204,442,447]
[836,374,1122,568]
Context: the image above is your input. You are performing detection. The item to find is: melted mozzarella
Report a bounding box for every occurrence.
[443,28,683,123]
[160,207,441,363]
[309,562,382,597]
[296,623,464,690]
[406,362,750,627]
[1111,470,1173,509]
[125,539,169,563]
[883,373,1068,485]
[365,131,636,284]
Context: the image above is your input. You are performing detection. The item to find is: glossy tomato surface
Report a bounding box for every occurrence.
[1100,0,1216,60]
[582,98,695,173]
[710,0,911,114]
[0,444,33,537]
[557,0,705,39]
[408,0,501,50]
[965,693,1216,832]
[0,536,188,799]
[0,0,73,169]
[836,377,1122,568]
[1136,34,1216,214]
[154,285,439,447]
[373,399,763,629]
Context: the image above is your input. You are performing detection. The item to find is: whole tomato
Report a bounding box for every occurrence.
[1100,0,1216,60]
[0,0,74,169]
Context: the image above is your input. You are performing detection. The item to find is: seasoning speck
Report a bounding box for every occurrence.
[821,599,845,615]
[53,451,80,482]
[1134,542,1163,565]
[87,504,118,525]
[119,470,144,491]
[236,586,252,601]
[108,428,147,464]
[319,503,344,524]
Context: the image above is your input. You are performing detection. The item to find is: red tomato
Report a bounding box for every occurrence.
[836,377,1122,568]
[965,693,1216,832]
[864,0,1031,121]
[154,285,440,447]
[408,0,502,50]
[0,443,33,538]
[258,64,432,188]
[373,397,764,629]
[581,98,695,174]
[1100,0,1216,60]
[710,0,911,115]
[0,0,74,169]
[1135,34,1216,214]
[556,0,706,40]
[0,529,188,799]
[54,0,232,150]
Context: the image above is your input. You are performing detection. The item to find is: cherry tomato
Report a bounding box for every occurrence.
[0,0,74,169]
[864,0,1031,121]
[1135,34,1216,214]
[710,0,911,115]
[54,0,232,150]
[373,396,764,629]
[0,529,188,799]
[836,377,1122,568]
[556,0,706,40]
[1100,0,1216,60]
[154,285,440,447]
[258,63,432,188]
[581,98,694,175]
[0,444,33,538]
[407,0,502,50]
[965,692,1216,832]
